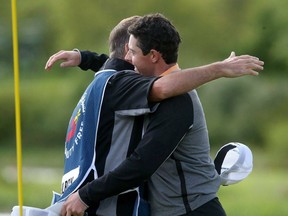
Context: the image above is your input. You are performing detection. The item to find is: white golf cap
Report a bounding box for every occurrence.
[214,142,253,186]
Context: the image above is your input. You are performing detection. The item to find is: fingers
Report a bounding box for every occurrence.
[233,55,264,68]
[60,204,67,216]
[45,50,66,71]
[61,208,85,216]
[45,50,80,71]
[248,70,259,76]
[241,60,264,76]
[229,51,236,58]
[235,55,261,63]
[226,51,262,64]
[244,61,264,75]
[250,62,264,74]
[60,61,73,68]
[244,58,264,69]
[60,192,88,216]
[219,52,264,78]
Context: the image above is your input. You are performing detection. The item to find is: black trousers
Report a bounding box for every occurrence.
[183,197,227,216]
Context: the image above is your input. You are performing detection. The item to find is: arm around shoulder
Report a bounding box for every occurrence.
[148,53,264,102]
[149,63,219,102]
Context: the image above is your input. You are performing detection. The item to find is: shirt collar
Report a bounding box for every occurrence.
[160,64,180,76]
[101,58,134,71]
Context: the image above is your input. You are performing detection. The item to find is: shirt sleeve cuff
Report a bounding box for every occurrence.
[78,185,95,207]
[77,190,89,208]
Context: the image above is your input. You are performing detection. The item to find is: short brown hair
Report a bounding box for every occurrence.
[109,16,141,59]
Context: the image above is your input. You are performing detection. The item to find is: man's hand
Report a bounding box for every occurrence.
[61,191,88,216]
[218,51,264,77]
[45,50,81,71]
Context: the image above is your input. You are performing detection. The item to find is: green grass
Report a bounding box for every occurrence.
[0,145,63,212]
[1,145,287,215]
[219,169,288,216]
[216,149,288,215]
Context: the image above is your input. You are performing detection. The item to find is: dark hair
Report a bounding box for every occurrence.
[128,13,181,64]
[109,16,141,59]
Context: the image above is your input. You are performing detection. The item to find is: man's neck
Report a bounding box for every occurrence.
[160,63,180,76]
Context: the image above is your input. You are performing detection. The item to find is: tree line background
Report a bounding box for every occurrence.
[1,0,288,214]
[1,0,288,166]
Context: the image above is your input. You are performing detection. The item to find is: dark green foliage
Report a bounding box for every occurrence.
[1,0,287,163]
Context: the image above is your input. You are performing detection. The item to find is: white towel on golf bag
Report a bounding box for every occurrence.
[11,201,63,216]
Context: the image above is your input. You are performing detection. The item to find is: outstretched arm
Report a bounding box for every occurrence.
[150,52,264,101]
[45,50,81,70]
[45,50,108,72]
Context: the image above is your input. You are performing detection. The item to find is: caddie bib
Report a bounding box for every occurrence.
[53,70,117,203]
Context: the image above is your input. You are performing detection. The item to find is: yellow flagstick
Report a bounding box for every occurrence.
[11,0,24,215]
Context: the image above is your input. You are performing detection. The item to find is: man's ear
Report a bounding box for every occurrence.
[150,49,161,63]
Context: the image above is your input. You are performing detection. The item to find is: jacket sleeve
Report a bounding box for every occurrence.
[79,50,109,72]
[78,94,194,207]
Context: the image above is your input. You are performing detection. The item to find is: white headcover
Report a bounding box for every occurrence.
[214,142,253,186]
